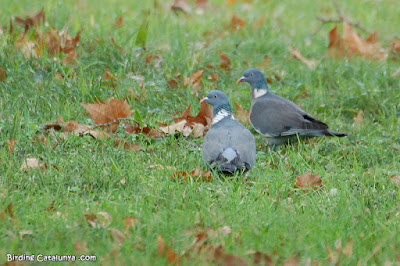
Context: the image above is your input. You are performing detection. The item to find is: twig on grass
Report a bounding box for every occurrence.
[91,118,140,129]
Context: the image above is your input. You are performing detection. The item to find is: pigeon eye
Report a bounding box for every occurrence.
[213,95,217,98]
[250,73,254,77]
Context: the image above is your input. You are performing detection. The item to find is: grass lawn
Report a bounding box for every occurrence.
[1,0,400,264]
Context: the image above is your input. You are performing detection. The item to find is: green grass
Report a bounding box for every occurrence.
[1,0,400,264]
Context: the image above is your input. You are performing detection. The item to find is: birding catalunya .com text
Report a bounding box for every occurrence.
[7,254,97,262]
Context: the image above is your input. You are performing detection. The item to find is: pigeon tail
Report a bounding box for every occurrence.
[325,130,347,137]
[215,148,245,176]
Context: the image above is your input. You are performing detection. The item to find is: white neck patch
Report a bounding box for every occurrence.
[212,109,234,125]
[253,88,267,99]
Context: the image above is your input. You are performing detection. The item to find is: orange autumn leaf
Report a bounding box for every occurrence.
[157,236,181,264]
[391,39,400,56]
[0,203,14,222]
[171,0,191,14]
[234,102,250,126]
[114,16,123,28]
[172,168,212,182]
[329,22,387,60]
[124,123,164,138]
[15,8,45,31]
[295,171,322,190]
[230,14,245,32]
[289,46,317,70]
[0,67,5,82]
[219,51,231,71]
[81,98,131,133]
[184,70,204,96]
[195,0,208,14]
[167,74,182,88]
[7,139,15,154]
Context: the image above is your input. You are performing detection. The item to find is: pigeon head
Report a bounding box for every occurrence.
[237,68,268,90]
[201,90,233,117]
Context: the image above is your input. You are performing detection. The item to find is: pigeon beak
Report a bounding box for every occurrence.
[200,97,208,104]
[237,76,245,84]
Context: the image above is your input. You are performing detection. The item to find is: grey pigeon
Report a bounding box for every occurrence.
[201,90,256,175]
[237,68,346,149]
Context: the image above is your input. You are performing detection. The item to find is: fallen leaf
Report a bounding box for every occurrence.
[207,73,218,82]
[234,103,250,126]
[167,74,183,88]
[81,98,131,133]
[0,203,14,222]
[45,201,56,212]
[114,16,123,28]
[157,236,181,264]
[252,14,266,29]
[230,14,246,32]
[195,0,208,14]
[159,102,212,138]
[110,228,125,245]
[111,37,125,54]
[252,251,273,265]
[0,67,5,82]
[257,55,270,70]
[391,175,400,186]
[184,70,204,96]
[15,8,45,31]
[283,255,298,266]
[144,53,163,69]
[20,158,47,171]
[353,110,363,125]
[219,51,231,71]
[343,237,354,257]
[85,212,112,228]
[391,39,400,56]
[19,230,33,239]
[7,139,15,154]
[124,123,164,138]
[329,22,387,60]
[289,46,317,70]
[172,168,212,182]
[171,0,191,14]
[295,171,322,190]
[123,217,137,231]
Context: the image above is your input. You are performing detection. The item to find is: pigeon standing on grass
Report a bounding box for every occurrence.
[237,68,346,149]
[201,90,256,175]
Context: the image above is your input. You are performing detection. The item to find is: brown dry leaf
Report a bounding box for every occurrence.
[114,139,141,151]
[123,217,137,231]
[329,23,387,60]
[219,51,231,71]
[15,37,38,59]
[184,70,204,96]
[15,8,45,31]
[7,139,15,154]
[110,228,125,245]
[295,171,322,190]
[353,110,363,125]
[0,203,14,222]
[343,237,354,257]
[227,0,236,6]
[195,0,208,14]
[45,201,56,212]
[81,98,131,133]
[172,168,212,182]
[391,39,400,55]
[391,175,400,186]
[392,68,400,78]
[167,74,182,88]
[252,14,266,29]
[213,245,249,266]
[19,230,33,239]
[289,46,317,70]
[234,103,250,126]
[0,67,5,82]
[124,123,164,138]
[328,26,345,58]
[207,73,218,82]
[114,16,123,28]
[85,212,112,228]
[144,54,163,69]
[230,14,246,32]
[252,251,273,265]
[20,158,47,171]
[160,102,212,138]
[157,236,181,264]
[171,0,191,14]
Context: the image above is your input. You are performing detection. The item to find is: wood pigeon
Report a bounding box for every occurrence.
[201,90,256,175]
[237,68,347,149]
